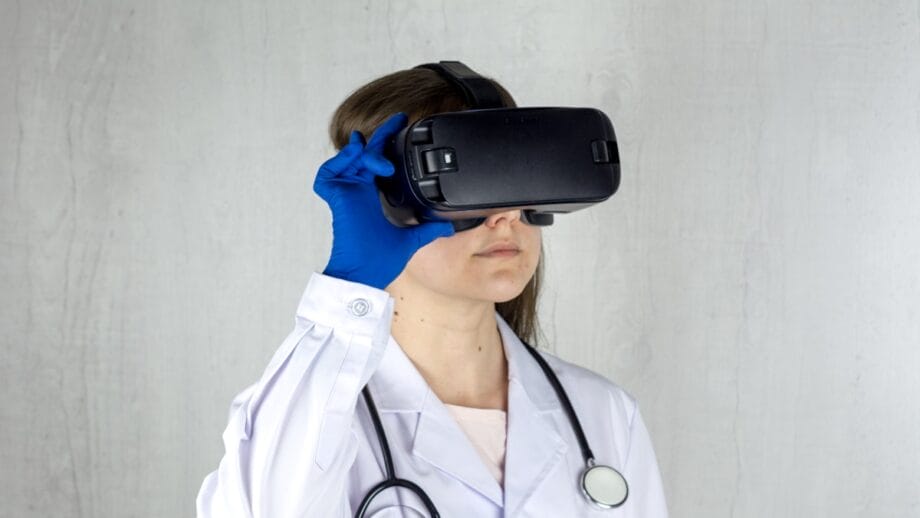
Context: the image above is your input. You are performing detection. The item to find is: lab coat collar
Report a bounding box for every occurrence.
[368,312,568,513]
[370,313,562,413]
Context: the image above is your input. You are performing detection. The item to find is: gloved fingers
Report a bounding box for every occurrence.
[350,129,367,147]
[354,114,405,182]
[316,136,364,181]
[365,112,408,156]
[316,115,402,190]
[357,153,395,181]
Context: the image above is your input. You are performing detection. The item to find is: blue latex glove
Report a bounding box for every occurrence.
[314,113,455,290]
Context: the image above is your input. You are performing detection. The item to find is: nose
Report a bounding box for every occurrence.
[483,209,522,228]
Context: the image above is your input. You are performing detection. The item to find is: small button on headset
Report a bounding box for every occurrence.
[348,298,372,317]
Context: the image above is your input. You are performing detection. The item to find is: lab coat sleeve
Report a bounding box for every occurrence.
[196,272,395,518]
[619,403,670,518]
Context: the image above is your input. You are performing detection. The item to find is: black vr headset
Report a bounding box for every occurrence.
[377,61,621,232]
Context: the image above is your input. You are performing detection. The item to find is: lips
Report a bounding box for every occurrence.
[476,241,521,255]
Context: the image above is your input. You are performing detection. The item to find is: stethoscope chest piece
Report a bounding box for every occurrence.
[581,462,629,509]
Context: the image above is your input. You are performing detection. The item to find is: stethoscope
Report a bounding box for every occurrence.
[354,340,629,517]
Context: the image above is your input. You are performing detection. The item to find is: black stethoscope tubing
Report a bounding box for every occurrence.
[521,342,595,464]
[354,342,627,517]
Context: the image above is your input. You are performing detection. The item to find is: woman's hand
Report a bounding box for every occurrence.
[314,112,455,290]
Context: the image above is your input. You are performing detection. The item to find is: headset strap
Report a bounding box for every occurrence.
[415,61,505,109]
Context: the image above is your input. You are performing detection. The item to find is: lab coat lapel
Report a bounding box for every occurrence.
[369,336,504,508]
[411,390,504,507]
[498,315,569,517]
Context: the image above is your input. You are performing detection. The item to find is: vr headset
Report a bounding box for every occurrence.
[377,61,621,232]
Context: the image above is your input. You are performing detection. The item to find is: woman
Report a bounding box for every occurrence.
[197,66,668,517]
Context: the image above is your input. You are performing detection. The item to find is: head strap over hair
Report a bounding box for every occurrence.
[414,61,506,109]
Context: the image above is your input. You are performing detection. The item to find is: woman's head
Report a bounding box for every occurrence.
[329,68,515,149]
[328,67,544,344]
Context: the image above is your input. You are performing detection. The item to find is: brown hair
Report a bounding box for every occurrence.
[328,67,544,345]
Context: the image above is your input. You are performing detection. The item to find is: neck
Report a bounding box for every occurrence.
[386,281,509,411]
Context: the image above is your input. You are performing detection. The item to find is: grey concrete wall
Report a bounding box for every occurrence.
[2,1,918,517]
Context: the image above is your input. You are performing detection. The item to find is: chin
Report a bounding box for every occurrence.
[468,277,530,304]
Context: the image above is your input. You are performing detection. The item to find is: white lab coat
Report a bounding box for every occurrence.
[197,272,669,517]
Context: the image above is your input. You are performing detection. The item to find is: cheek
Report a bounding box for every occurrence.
[523,228,543,267]
[530,227,543,254]
[406,235,473,281]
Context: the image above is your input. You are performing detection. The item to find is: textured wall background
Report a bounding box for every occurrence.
[2,1,919,517]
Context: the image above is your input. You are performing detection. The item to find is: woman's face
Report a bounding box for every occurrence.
[397,210,542,304]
